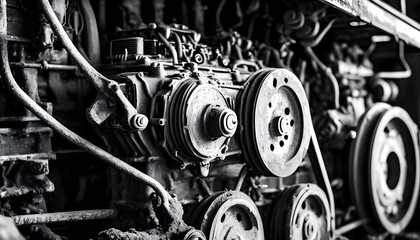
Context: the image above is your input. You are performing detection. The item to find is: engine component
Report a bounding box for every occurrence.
[166,78,236,162]
[370,79,399,103]
[191,191,264,240]
[349,103,420,234]
[368,107,419,234]
[2,0,420,239]
[239,69,311,177]
[270,184,331,240]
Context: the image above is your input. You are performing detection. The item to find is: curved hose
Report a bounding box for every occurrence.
[40,0,147,130]
[0,0,171,209]
[39,0,109,92]
[157,32,179,65]
[169,32,183,61]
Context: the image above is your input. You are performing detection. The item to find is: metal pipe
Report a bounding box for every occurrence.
[13,209,118,226]
[10,62,77,71]
[0,0,171,210]
[38,0,140,125]
[234,165,248,191]
[169,32,183,60]
[39,0,108,91]
[157,32,179,65]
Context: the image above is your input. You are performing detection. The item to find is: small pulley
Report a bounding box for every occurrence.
[349,103,420,234]
[190,191,265,240]
[167,79,237,162]
[270,184,331,240]
[239,68,311,177]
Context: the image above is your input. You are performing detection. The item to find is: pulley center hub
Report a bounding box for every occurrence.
[376,137,407,215]
[303,215,319,240]
[204,105,238,139]
[273,115,293,136]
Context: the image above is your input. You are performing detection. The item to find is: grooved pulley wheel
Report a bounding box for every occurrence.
[350,104,420,234]
[167,79,236,162]
[270,184,331,240]
[239,68,311,177]
[191,191,264,240]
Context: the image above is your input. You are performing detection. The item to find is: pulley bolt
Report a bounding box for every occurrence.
[272,115,293,136]
[204,106,238,139]
[130,114,149,130]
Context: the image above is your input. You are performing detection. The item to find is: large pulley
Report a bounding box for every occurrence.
[270,184,331,240]
[191,191,265,240]
[167,79,237,162]
[349,103,420,234]
[239,68,311,177]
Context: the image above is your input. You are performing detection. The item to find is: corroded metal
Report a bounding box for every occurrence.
[319,0,420,48]
[12,209,118,226]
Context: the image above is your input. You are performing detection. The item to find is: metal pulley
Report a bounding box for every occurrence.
[167,79,237,162]
[349,103,420,234]
[190,191,265,240]
[270,184,331,240]
[239,68,311,177]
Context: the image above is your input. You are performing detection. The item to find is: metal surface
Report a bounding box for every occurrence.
[349,103,391,233]
[0,0,172,211]
[39,0,147,130]
[12,209,118,226]
[168,79,235,162]
[270,184,331,240]
[319,0,420,49]
[192,191,264,240]
[239,69,311,177]
[368,107,420,234]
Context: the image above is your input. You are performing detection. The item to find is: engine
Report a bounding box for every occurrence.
[0,0,419,240]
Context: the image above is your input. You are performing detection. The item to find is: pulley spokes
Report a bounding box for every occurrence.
[239,68,311,177]
[191,191,265,240]
[270,184,331,240]
[349,104,420,234]
[368,107,420,234]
